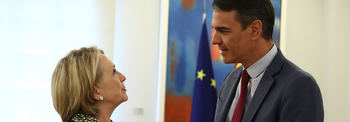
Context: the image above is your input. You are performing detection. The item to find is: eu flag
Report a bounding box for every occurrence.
[190,19,217,122]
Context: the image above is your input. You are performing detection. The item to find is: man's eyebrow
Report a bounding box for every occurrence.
[213,26,231,31]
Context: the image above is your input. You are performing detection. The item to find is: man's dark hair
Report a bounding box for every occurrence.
[212,0,275,40]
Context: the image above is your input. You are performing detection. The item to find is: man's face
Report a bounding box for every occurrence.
[211,10,254,64]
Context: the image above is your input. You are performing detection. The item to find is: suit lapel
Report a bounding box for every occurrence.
[242,49,286,122]
[218,67,242,122]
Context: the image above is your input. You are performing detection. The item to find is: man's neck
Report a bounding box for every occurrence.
[242,40,274,68]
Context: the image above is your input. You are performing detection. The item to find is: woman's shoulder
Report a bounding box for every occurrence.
[69,111,98,122]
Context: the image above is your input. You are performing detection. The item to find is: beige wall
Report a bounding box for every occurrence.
[95,0,116,59]
[113,0,161,122]
[283,0,350,121]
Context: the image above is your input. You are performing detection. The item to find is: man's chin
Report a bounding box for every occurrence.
[222,58,234,64]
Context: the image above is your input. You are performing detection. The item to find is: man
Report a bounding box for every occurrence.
[211,0,324,122]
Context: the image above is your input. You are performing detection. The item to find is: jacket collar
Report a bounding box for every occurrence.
[242,49,286,122]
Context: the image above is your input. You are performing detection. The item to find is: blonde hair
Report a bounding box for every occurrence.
[51,47,104,121]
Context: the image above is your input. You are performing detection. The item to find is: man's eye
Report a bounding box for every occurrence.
[218,30,229,33]
[219,31,229,35]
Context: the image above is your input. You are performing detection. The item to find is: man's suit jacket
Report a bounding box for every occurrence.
[214,49,324,122]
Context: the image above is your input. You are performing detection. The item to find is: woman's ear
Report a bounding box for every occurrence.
[93,86,101,101]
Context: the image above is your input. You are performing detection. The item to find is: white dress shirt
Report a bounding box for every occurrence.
[227,44,278,122]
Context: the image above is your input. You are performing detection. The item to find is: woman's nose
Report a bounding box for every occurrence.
[119,72,126,82]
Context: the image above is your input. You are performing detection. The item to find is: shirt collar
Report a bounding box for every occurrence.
[244,44,278,78]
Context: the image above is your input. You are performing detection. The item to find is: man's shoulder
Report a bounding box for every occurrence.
[268,49,314,81]
[273,59,318,89]
[280,59,314,80]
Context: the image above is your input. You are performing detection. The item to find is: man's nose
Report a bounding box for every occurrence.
[211,30,221,45]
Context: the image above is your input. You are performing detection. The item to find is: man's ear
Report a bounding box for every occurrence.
[249,19,263,41]
[93,86,100,101]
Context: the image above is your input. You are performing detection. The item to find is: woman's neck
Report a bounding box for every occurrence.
[97,112,111,122]
[97,103,116,122]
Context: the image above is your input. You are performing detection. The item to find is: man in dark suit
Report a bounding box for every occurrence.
[211,0,324,122]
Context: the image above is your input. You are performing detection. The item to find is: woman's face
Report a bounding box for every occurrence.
[97,54,127,106]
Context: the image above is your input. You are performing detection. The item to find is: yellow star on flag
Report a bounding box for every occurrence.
[197,69,206,81]
[210,78,216,88]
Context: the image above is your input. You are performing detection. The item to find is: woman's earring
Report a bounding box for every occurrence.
[99,95,104,101]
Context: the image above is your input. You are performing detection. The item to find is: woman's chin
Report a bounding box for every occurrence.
[122,94,128,102]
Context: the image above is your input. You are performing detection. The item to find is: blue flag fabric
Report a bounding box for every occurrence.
[190,19,217,122]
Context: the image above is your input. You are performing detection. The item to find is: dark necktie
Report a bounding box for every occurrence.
[231,69,250,122]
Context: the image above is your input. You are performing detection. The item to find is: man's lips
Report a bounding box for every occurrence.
[219,46,228,51]
[219,48,228,55]
[220,48,228,52]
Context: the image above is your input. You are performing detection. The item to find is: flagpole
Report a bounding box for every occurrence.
[203,0,207,23]
[190,10,217,122]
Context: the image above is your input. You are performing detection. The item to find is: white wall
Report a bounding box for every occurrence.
[113,0,162,122]
[0,0,116,121]
[283,0,350,121]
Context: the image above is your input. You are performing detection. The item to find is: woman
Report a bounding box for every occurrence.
[51,47,128,122]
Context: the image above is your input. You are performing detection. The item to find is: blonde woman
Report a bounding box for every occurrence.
[51,47,128,122]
